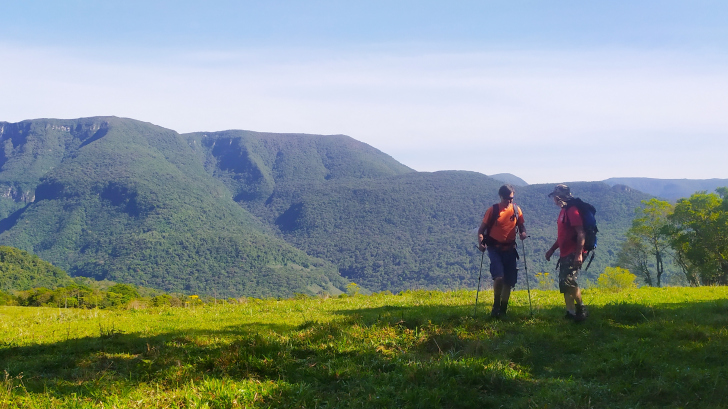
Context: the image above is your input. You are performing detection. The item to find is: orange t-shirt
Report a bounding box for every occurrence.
[482,204,524,244]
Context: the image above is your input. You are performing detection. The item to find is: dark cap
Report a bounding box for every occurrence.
[548,184,572,198]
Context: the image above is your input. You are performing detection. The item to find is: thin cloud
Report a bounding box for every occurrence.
[1,44,726,183]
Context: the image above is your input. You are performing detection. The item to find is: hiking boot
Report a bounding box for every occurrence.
[574,305,588,322]
[500,300,508,316]
[564,311,576,320]
[491,305,501,318]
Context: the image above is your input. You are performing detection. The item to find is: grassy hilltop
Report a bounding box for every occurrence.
[1,287,727,408]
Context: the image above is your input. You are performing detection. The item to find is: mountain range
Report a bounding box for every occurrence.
[488,174,727,202]
[0,117,682,296]
[602,177,728,201]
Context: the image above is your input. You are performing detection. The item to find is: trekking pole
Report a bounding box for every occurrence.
[584,251,595,271]
[474,250,485,316]
[520,236,533,316]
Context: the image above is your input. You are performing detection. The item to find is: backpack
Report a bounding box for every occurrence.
[482,203,521,247]
[564,198,598,252]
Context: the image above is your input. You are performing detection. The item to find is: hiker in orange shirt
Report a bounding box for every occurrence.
[477,185,527,318]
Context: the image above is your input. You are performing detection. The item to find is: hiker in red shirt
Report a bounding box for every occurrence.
[477,185,527,318]
[545,184,588,321]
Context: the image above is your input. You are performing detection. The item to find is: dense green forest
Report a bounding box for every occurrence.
[0,246,72,292]
[191,130,655,291]
[0,116,698,296]
[0,118,347,298]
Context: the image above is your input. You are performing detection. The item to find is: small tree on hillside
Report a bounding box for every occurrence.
[617,198,673,287]
[667,188,728,285]
[106,283,140,305]
[617,236,652,285]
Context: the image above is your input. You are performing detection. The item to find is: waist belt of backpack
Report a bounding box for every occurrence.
[485,236,517,251]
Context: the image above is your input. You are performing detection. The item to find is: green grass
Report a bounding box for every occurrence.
[1,287,727,408]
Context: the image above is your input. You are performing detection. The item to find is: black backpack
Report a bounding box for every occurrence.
[564,198,598,252]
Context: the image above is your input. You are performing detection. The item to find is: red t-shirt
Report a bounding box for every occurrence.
[557,205,582,257]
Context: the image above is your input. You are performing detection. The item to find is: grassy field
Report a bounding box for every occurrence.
[1,287,727,408]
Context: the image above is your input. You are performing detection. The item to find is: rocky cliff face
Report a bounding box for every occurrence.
[1,185,34,203]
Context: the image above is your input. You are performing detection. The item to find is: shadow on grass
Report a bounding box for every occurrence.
[1,298,727,408]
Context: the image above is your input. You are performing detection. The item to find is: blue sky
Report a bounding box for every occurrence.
[2,1,727,183]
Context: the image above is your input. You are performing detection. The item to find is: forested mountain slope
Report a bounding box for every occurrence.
[0,117,347,298]
[183,129,413,203]
[191,129,652,291]
[0,116,656,296]
[0,246,72,292]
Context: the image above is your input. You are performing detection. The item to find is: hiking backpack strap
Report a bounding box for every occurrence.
[481,204,500,246]
[584,251,596,271]
[512,203,522,253]
[511,203,521,231]
[484,203,500,234]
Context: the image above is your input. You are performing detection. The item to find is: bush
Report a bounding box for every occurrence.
[346,282,360,296]
[151,294,172,307]
[103,291,126,308]
[0,291,16,305]
[186,295,203,306]
[598,267,637,292]
[24,287,54,306]
[534,272,555,291]
[107,284,139,304]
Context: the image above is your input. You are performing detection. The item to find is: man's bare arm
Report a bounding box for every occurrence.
[517,218,527,240]
[574,224,586,267]
[545,240,559,261]
[477,221,488,251]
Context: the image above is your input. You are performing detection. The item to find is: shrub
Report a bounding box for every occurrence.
[534,272,555,291]
[151,294,172,307]
[346,282,360,296]
[598,267,637,292]
[187,295,203,306]
[61,296,79,308]
[107,284,139,304]
[0,291,16,305]
[25,288,54,306]
[103,291,125,308]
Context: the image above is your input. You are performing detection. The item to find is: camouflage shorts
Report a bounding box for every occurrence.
[558,253,580,293]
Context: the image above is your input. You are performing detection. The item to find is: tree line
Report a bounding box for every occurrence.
[0,282,258,308]
[617,188,728,286]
